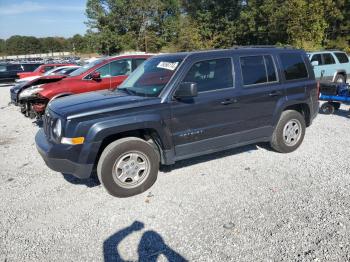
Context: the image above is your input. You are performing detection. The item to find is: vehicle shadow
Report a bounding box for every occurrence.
[333,108,350,118]
[160,144,261,173]
[103,221,187,262]
[62,173,101,187]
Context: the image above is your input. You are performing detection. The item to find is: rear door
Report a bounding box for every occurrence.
[321,53,337,81]
[236,54,283,137]
[170,56,242,158]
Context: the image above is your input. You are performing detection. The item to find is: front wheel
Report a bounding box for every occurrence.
[97,137,160,198]
[334,74,346,83]
[270,110,306,153]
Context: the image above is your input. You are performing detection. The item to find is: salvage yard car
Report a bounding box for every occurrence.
[308,50,350,83]
[36,47,319,198]
[10,66,80,117]
[0,63,41,83]
[15,65,80,83]
[17,63,74,79]
[17,54,152,118]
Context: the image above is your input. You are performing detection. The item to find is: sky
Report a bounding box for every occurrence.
[0,0,87,39]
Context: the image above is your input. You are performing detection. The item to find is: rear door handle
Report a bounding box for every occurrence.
[269,91,283,97]
[221,98,238,105]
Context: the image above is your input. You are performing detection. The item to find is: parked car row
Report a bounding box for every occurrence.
[10,54,151,118]
[27,47,319,198]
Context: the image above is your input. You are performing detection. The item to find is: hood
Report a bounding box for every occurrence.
[11,81,28,94]
[17,76,40,83]
[49,90,160,119]
[11,75,66,95]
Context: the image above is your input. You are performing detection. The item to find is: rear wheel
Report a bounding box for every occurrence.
[320,102,335,115]
[97,137,159,198]
[330,102,341,110]
[270,110,306,153]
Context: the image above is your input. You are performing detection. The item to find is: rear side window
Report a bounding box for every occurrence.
[311,54,323,65]
[280,53,308,81]
[183,58,233,93]
[323,53,335,65]
[240,55,277,86]
[334,52,349,63]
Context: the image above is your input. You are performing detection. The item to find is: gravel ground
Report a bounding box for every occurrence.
[0,85,350,262]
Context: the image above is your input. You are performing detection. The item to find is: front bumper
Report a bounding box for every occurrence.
[35,129,93,179]
[10,88,19,105]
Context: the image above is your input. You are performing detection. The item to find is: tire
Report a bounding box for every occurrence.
[97,137,160,198]
[270,110,306,153]
[330,102,341,110]
[320,102,335,115]
[334,74,346,83]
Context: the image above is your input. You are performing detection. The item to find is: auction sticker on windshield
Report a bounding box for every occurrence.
[157,62,179,71]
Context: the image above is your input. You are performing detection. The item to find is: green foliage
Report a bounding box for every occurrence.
[2,0,349,55]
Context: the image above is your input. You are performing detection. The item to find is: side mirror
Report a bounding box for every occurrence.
[311,61,319,67]
[91,71,101,81]
[174,82,198,99]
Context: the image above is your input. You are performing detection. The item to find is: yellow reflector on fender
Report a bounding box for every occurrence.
[61,137,85,145]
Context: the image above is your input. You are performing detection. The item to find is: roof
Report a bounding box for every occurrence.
[307,50,347,54]
[153,46,304,59]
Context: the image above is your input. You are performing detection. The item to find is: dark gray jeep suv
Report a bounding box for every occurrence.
[36,47,319,197]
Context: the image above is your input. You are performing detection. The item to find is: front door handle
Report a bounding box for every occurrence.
[221,98,238,105]
[269,91,283,97]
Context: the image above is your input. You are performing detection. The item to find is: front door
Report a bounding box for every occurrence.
[310,53,324,80]
[82,59,132,93]
[170,57,242,159]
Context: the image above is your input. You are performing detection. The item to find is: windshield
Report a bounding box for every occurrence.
[43,67,62,76]
[34,66,42,72]
[118,56,184,97]
[69,58,105,76]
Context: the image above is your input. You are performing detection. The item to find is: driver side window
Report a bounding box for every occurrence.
[95,59,132,78]
[183,58,234,93]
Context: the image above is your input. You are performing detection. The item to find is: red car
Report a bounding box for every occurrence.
[18,54,152,118]
[17,63,74,79]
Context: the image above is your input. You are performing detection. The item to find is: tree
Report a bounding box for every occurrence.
[0,39,6,55]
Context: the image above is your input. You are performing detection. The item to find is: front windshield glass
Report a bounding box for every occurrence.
[118,56,184,97]
[43,67,61,76]
[69,58,105,76]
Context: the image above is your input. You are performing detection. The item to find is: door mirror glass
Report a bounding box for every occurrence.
[91,71,101,80]
[311,61,319,67]
[174,82,198,99]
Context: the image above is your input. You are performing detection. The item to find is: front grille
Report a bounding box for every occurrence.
[43,111,52,138]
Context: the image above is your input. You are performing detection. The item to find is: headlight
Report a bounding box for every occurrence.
[52,119,62,138]
[18,85,43,99]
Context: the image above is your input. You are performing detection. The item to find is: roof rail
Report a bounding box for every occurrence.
[232,45,296,49]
